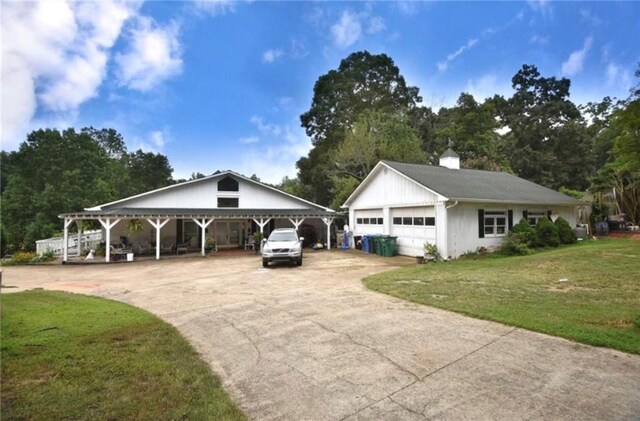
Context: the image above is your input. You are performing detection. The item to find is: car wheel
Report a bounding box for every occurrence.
[262,259,268,268]
[296,258,302,266]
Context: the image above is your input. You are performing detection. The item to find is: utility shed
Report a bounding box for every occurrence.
[343,151,583,258]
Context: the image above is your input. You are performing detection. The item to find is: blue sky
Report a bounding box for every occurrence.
[2,1,639,183]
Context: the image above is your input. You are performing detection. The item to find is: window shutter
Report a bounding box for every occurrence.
[523,210,528,220]
[547,210,552,220]
[478,209,485,238]
[508,210,513,229]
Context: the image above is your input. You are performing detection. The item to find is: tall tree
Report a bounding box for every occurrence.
[125,150,173,195]
[298,51,422,205]
[330,111,426,210]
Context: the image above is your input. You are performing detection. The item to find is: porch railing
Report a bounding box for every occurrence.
[36,230,103,255]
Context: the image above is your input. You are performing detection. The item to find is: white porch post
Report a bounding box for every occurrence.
[252,218,271,252]
[192,218,214,256]
[76,220,83,257]
[98,218,121,263]
[252,218,271,235]
[62,217,74,263]
[288,217,305,231]
[146,218,170,260]
[322,217,335,250]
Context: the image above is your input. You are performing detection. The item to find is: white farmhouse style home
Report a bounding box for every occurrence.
[59,171,336,262]
[343,149,583,258]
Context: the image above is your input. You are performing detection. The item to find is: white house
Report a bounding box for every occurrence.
[59,171,336,262]
[343,150,583,258]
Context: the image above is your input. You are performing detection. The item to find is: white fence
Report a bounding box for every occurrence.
[36,230,103,255]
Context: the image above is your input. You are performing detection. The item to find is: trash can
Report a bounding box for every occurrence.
[126,253,134,262]
[381,236,397,257]
[362,235,370,253]
[373,236,384,256]
[354,235,363,250]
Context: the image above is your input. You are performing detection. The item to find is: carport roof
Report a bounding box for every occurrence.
[59,207,338,219]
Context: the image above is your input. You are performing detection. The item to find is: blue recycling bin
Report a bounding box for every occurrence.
[362,235,370,253]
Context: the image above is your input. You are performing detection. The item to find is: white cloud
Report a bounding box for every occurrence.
[193,0,235,16]
[115,17,182,91]
[527,0,553,18]
[437,39,478,72]
[465,74,512,101]
[579,9,602,26]
[1,0,139,149]
[331,11,362,48]
[262,49,284,63]
[132,128,170,153]
[396,2,418,16]
[606,62,631,88]
[250,115,282,137]
[239,136,259,144]
[367,16,385,34]
[530,34,550,45]
[561,37,593,77]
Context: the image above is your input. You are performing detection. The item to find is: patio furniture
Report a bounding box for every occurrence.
[176,237,192,254]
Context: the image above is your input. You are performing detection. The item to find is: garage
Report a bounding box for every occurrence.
[390,206,436,257]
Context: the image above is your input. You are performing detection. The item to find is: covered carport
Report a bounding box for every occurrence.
[58,208,338,263]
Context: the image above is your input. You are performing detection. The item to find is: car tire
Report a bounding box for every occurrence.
[262,259,268,268]
[296,258,302,266]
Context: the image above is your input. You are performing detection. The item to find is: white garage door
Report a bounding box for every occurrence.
[354,209,384,235]
[390,207,436,256]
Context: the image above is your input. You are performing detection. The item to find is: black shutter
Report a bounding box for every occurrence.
[508,210,513,229]
[177,219,183,244]
[523,210,528,220]
[547,210,553,220]
[478,209,485,238]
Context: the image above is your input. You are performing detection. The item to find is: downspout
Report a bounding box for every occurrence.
[445,200,459,210]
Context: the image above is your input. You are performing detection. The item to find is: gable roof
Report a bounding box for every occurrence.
[345,161,582,206]
[86,170,334,212]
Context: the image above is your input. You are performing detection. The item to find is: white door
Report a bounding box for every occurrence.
[214,221,243,248]
[390,207,436,256]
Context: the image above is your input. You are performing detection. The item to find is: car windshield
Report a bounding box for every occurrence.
[268,231,298,242]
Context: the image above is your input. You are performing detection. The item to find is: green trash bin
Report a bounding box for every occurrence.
[383,236,398,257]
[373,235,383,256]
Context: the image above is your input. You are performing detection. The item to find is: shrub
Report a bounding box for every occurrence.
[555,217,577,244]
[510,218,536,247]
[500,236,532,256]
[536,217,560,247]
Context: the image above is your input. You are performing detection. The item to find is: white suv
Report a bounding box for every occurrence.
[261,228,303,268]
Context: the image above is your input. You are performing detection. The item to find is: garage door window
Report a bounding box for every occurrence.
[414,217,424,226]
[425,217,435,226]
[393,217,402,225]
[357,217,383,225]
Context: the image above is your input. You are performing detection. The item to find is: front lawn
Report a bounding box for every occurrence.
[1,290,245,420]
[364,239,640,354]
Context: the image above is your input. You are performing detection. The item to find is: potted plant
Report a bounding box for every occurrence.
[205,237,217,252]
[253,232,264,254]
[424,242,442,262]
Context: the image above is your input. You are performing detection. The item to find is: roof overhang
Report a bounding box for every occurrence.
[59,208,339,220]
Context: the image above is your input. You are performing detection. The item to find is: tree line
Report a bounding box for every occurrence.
[1,51,638,253]
[286,51,639,224]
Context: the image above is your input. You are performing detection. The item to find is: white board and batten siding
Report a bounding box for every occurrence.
[446,202,579,258]
[107,175,309,210]
[348,165,443,255]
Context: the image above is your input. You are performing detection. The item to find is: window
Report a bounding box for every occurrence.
[393,217,402,225]
[218,176,239,192]
[483,211,507,237]
[217,197,239,208]
[425,217,435,226]
[526,211,546,226]
[377,218,383,225]
[414,217,424,226]
[356,218,363,224]
[402,217,413,225]
[363,218,370,224]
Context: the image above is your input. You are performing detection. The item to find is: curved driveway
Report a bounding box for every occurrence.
[4,251,639,420]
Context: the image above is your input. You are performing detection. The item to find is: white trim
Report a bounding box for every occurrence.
[342,161,448,208]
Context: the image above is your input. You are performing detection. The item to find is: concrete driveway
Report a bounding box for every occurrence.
[3,251,639,420]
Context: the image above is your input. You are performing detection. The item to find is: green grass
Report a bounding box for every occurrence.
[364,239,640,354]
[1,290,245,420]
